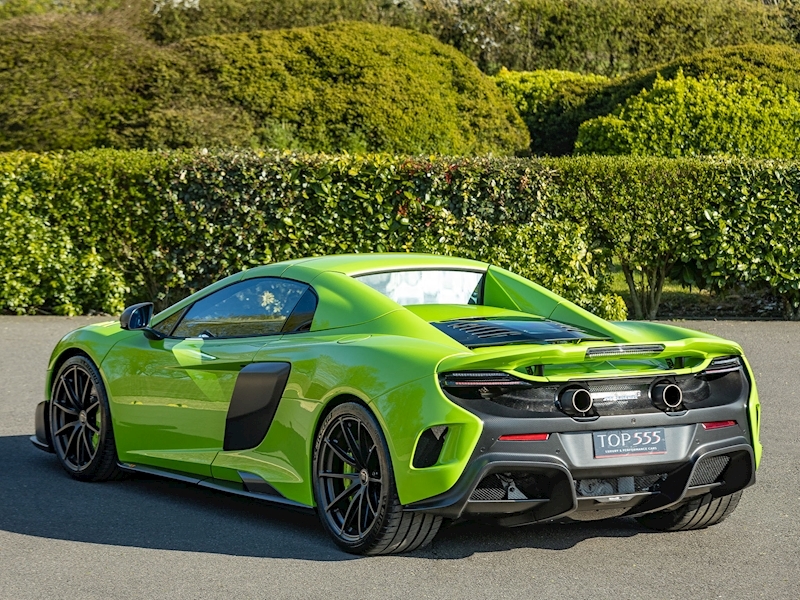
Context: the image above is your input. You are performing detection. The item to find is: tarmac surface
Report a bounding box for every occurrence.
[0,316,797,599]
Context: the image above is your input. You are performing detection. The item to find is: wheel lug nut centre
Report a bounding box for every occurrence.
[359,469,369,484]
[79,411,87,424]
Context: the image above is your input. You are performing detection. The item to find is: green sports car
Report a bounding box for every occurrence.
[32,253,761,554]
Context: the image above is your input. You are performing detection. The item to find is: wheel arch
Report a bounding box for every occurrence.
[311,392,382,454]
[47,348,94,399]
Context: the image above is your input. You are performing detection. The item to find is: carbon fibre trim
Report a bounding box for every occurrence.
[223,362,291,451]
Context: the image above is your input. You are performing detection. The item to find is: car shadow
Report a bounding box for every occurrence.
[0,435,651,560]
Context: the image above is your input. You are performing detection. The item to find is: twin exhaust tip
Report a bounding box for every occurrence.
[556,382,683,416]
[651,382,683,410]
[557,388,594,417]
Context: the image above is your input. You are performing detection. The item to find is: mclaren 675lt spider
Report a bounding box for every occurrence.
[32,254,761,554]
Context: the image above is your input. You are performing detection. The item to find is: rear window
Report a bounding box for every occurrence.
[355,270,484,306]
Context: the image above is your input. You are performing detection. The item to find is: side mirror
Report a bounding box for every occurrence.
[120,302,154,331]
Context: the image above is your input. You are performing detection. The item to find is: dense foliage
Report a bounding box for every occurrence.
[575,72,800,158]
[176,22,528,154]
[493,68,608,155]
[0,18,527,154]
[0,150,623,318]
[1,0,793,76]
[144,0,792,75]
[5,150,800,319]
[514,44,800,156]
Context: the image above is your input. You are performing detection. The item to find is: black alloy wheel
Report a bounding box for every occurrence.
[313,402,442,555]
[49,356,119,481]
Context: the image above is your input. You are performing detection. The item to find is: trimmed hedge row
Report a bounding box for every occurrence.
[0,150,624,318]
[4,151,800,320]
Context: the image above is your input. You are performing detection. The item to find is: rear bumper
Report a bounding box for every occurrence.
[406,404,755,524]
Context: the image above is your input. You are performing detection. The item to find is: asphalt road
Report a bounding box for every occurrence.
[0,316,798,600]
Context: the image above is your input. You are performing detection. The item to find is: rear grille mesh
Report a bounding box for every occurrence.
[689,455,730,486]
[575,474,666,497]
[470,474,507,500]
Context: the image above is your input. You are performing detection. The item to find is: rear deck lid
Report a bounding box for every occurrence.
[431,317,611,348]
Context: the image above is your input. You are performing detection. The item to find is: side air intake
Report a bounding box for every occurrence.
[412,426,448,468]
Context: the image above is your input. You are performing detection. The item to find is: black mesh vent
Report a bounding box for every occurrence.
[575,474,666,497]
[689,455,730,486]
[470,474,506,500]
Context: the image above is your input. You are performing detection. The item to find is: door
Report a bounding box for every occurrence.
[105,277,311,476]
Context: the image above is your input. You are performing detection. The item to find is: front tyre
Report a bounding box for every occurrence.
[636,490,743,531]
[49,355,120,482]
[312,402,441,555]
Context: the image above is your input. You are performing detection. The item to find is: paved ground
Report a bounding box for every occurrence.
[0,316,797,599]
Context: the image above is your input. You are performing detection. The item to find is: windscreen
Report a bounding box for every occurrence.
[355,270,484,305]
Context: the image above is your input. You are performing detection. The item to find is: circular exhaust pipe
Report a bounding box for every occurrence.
[651,382,683,410]
[557,387,593,416]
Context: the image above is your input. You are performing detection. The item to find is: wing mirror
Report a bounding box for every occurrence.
[120,302,164,339]
[120,302,153,330]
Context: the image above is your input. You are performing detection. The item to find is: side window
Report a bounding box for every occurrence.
[172,278,309,339]
[150,309,184,337]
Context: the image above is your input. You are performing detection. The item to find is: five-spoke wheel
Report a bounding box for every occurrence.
[49,356,119,481]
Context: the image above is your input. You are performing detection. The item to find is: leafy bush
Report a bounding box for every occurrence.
[0,153,127,314]
[0,149,622,318]
[575,72,800,158]
[680,162,800,320]
[145,0,792,76]
[493,68,608,153]
[147,0,423,43]
[526,43,800,156]
[0,17,528,154]
[0,14,218,152]
[176,22,529,154]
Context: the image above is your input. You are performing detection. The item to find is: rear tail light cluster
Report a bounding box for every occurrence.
[439,371,532,390]
[700,356,743,376]
[439,361,747,418]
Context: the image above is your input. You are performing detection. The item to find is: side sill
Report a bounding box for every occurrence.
[118,462,314,514]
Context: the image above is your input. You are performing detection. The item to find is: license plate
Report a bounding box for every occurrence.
[593,428,667,458]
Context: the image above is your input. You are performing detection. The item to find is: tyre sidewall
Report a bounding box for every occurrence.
[50,355,116,481]
[312,402,398,554]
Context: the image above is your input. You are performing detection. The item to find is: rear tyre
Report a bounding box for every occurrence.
[49,355,120,482]
[636,490,743,531]
[312,402,441,555]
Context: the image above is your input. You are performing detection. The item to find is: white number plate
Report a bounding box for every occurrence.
[593,428,667,458]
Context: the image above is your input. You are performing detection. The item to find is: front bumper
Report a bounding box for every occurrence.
[406,403,755,524]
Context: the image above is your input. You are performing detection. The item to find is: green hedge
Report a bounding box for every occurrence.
[522,44,800,156]
[176,22,529,154]
[4,1,792,78]
[0,149,623,318]
[0,18,528,154]
[5,150,800,320]
[575,72,800,158]
[143,0,791,75]
[493,68,609,155]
